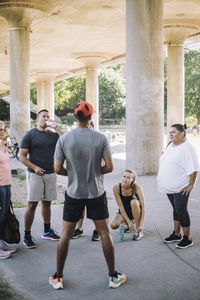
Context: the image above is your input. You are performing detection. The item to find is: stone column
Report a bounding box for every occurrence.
[167,44,184,131]
[36,75,55,119]
[85,66,99,130]
[0,4,42,142]
[73,53,109,130]
[126,0,164,175]
[9,23,30,142]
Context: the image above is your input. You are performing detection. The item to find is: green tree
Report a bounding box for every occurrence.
[184,50,200,124]
[54,75,86,116]
[99,65,126,123]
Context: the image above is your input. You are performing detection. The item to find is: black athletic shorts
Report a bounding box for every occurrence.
[63,191,109,222]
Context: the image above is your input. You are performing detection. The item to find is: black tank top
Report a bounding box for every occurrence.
[118,183,134,219]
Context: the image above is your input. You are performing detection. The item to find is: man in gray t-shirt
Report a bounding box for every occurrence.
[49,101,126,290]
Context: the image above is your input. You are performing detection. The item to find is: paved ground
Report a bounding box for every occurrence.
[1,142,200,300]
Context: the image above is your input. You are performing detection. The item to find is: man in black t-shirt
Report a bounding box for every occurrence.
[19,109,63,249]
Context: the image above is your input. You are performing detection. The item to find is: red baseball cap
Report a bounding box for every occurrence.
[74,101,93,118]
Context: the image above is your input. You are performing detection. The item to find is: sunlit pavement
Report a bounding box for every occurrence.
[1,135,200,300]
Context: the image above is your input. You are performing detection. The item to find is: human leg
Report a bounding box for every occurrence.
[24,201,38,232]
[164,194,182,243]
[49,194,85,289]
[42,174,60,240]
[110,213,125,230]
[172,193,193,249]
[57,221,76,275]
[173,192,190,237]
[130,199,141,232]
[71,208,85,239]
[167,194,181,235]
[0,186,14,256]
[93,219,115,274]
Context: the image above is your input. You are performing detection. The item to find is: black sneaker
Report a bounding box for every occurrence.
[71,228,84,239]
[23,236,36,249]
[164,231,182,243]
[92,229,100,241]
[176,235,193,249]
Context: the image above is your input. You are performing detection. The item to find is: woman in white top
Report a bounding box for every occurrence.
[157,124,199,249]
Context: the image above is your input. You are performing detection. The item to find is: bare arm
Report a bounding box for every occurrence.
[113,184,133,229]
[102,155,113,174]
[55,127,64,136]
[19,148,45,176]
[54,158,67,176]
[135,184,146,230]
[181,171,198,195]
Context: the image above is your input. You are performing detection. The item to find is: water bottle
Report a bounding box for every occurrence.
[118,224,125,242]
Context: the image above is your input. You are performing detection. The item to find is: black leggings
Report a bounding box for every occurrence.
[167,192,190,227]
[0,185,11,239]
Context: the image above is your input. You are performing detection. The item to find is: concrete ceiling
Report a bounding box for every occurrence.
[0,0,200,93]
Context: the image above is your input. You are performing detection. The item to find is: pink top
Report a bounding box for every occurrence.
[0,145,12,186]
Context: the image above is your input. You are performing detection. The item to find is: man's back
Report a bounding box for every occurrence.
[55,128,111,199]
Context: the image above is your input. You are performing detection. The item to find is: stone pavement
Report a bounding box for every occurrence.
[1,142,200,300]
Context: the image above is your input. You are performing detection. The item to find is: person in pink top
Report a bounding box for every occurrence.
[0,121,16,259]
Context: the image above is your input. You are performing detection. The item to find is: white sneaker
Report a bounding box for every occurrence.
[109,271,127,288]
[0,249,11,260]
[0,241,16,253]
[133,231,144,241]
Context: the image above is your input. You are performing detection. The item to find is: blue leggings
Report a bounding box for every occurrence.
[167,192,190,227]
[0,185,11,239]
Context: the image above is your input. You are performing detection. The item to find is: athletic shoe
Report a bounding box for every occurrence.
[0,249,11,260]
[49,273,63,290]
[42,229,60,241]
[71,228,84,239]
[124,225,131,233]
[124,220,135,233]
[132,231,144,241]
[0,241,16,253]
[176,235,193,249]
[109,271,127,288]
[23,236,36,249]
[92,229,100,241]
[164,231,182,243]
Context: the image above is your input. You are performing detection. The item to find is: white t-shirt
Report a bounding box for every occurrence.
[157,141,199,194]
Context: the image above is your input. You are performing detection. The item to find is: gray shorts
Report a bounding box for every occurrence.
[26,172,57,202]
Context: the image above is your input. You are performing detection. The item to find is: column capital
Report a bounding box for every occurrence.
[72,52,111,69]
[31,70,62,82]
[164,23,200,45]
[0,1,44,27]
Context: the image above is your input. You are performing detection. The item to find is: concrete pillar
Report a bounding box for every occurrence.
[73,53,109,130]
[0,4,42,142]
[167,44,184,132]
[9,24,30,142]
[36,76,55,119]
[85,66,99,130]
[126,0,164,175]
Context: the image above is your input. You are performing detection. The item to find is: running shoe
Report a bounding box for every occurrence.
[23,236,36,249]
[0,249,11,259]
[132,231,144,241]
[109,271,127,288]
[49,273,63,290]
[164,231,182,243]
[71,228,84,239]
[0,241,16,253]
[176,235,193,249]
[92,229,100,241]
[42,229,60,241]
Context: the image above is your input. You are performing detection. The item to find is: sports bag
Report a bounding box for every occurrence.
[3,201,20,244]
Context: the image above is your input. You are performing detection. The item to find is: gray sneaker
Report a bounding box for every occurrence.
[133,231,143,241]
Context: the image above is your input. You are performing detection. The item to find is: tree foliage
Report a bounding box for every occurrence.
[99,65,126,122]
[54,75,86,116]
[184,50,200,124]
